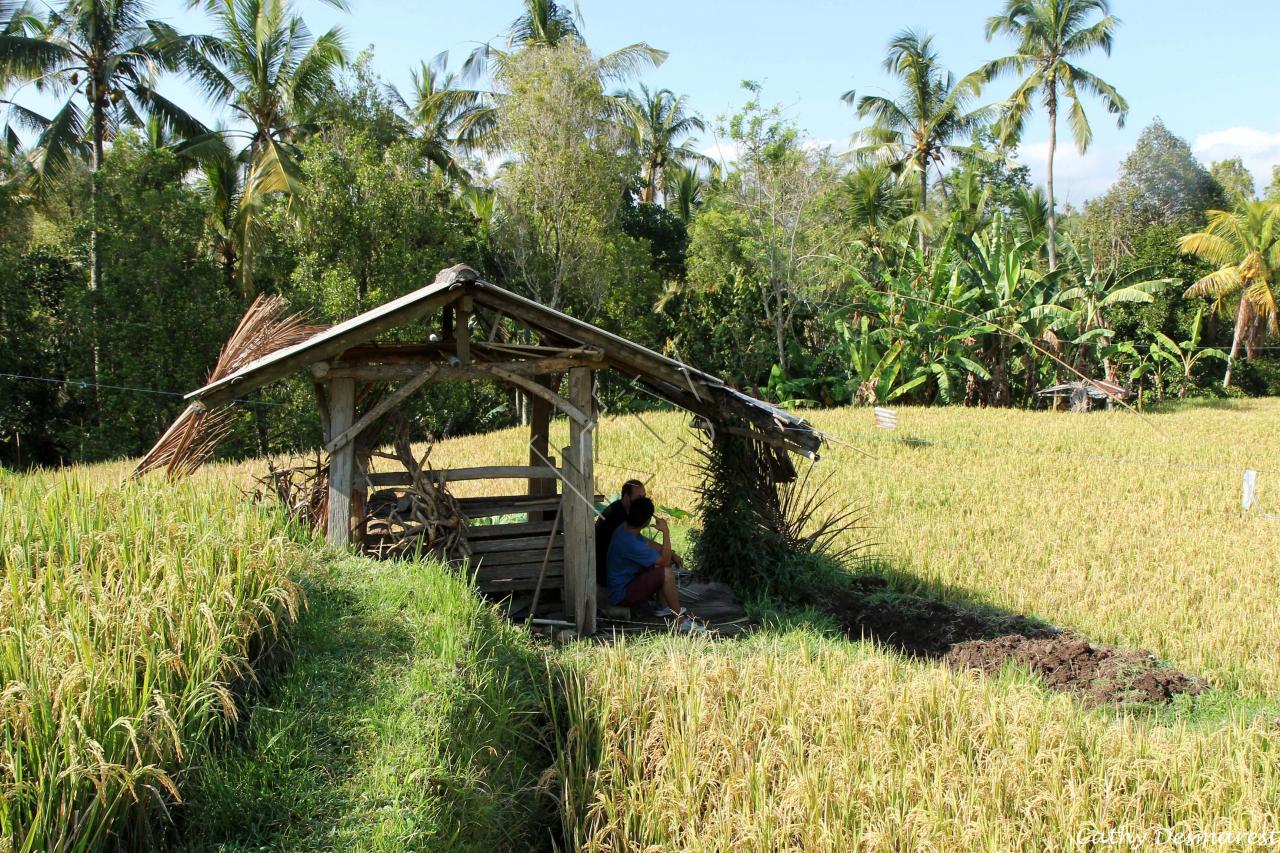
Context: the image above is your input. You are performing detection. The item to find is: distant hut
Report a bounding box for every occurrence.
[164,264,823,635]
[1038,379,1127,412]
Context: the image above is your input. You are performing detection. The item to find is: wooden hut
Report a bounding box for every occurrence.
[184,264,823,634]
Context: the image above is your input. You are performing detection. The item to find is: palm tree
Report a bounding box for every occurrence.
[1178,202,1280,388]
[387,50,490,184]
[160,0,348,291]
[664,163,706,222]
[981,0,1128,270]
[500,0,664,79]
[466,0,665,97]
[1,1,48,153]
[841,162,925,265]
[844,31,989,225]
[4,0,206,293]
[625,84,708,203]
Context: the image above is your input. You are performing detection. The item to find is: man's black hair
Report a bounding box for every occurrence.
[621,479,644,497]
[626,496,655,528]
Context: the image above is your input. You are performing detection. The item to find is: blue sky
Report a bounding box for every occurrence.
[20,0,1280,201]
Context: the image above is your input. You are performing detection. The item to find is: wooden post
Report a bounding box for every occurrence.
[563,367,596,634]
[456,295,472,365]
[326,377,356,547]
[528,376,553,505]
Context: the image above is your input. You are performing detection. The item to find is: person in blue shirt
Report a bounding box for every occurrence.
[606,497,701,631]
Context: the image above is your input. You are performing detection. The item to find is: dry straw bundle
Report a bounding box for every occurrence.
[132,295,322,478]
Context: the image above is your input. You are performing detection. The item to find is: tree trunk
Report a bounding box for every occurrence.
[918,165,928,255]
[88,71,107,418]
[1046,91,1058,271]
[1223,296,1247,389]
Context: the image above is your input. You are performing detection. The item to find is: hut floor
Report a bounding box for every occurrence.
[502,574,753,638]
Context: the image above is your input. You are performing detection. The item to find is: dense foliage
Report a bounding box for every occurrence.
[2,0,1276,469]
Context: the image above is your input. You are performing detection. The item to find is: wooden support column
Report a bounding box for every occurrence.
[528,375,555,510]
[326,377,356,547]
[562,367,596,634]
[456,295,472,365]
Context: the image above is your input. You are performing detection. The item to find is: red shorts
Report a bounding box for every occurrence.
[621,563,666,606]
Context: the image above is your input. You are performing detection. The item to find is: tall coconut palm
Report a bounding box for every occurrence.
[1178,202,1280,388]
[1,1,48,153]
[466,0,665,92]
[843,30,989,250]
[159,0,347,292]
[980,0,1128,271]
[625,84,708,203]
[386,51,489,183]
[4,0,206,293]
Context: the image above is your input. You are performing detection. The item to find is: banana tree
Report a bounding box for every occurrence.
[1055,237,1170,381]
[955,218,1067,404]
[1147,307,1227,397]
[836,315,928,405]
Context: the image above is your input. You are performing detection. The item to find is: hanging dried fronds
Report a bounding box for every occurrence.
[132,294,324,479]
[693,431,871,596]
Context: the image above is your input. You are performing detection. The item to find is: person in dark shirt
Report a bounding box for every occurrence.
[594,479,644,586]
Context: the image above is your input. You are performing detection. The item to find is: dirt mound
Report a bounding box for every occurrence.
[944,634,1207,704]
[824,577,1059,656]
[824,576,1207,705]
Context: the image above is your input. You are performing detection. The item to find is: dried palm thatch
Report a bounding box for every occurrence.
[132,295,323,479]
[693,431,871,594]
[364,425,470,561]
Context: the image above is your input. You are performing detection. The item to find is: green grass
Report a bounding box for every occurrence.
[173,555,556,853]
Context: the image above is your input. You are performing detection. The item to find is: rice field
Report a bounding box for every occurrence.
[426,397,1280,698]
[6,398,1280,851]
[426,398,1280,850]
[0,464,306,852]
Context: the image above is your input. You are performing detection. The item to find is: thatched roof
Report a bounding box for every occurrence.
[186,264,823,457]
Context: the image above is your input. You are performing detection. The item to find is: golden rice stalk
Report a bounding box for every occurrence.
[132,295,323,479]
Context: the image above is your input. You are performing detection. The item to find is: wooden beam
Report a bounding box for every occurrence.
[324,355,605,382]
[325,377,356,546]
[474,547,564,568]
[193,268,469,408]
[469,534,563,554]
[324,365,439,454]
[463,519,558,540]
[366,465,559,487]
[563,366,597,635]
[528,374,553,505]
[490,366,589,428]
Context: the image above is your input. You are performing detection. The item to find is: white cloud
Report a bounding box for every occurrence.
[1193,127,1280,188]
[1015,141,1124,205]
[698,138,742,170]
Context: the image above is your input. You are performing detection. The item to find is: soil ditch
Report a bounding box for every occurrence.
[823,576,1207,705]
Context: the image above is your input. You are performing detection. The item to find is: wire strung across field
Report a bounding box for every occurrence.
[0,371,290,407]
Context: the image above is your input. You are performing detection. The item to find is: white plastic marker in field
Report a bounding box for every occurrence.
[1242,469,1258,511]
[874,407,897,430]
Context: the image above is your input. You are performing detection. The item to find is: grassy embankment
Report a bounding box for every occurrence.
[5,399,1280,851]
